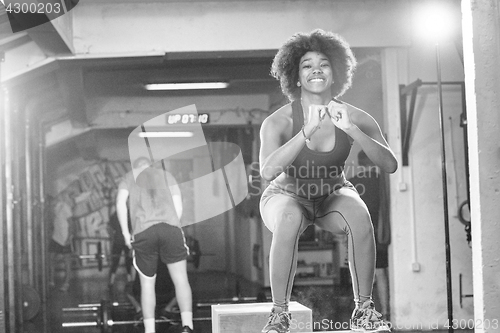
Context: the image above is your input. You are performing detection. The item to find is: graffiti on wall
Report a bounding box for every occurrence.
[52,160,130,268]
[52,159,195,268]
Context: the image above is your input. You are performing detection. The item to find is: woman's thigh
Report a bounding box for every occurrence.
[315,187,371,234]
[260,193,311,233]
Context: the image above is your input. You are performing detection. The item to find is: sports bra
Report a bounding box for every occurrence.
[285,100,352,179]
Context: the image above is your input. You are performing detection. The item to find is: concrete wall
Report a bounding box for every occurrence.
[462,1,500,330]
[71,0,411,54]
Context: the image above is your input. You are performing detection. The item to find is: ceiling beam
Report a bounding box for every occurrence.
[0,33,31,54]
[25,21,73,56]
[1,3,75,55]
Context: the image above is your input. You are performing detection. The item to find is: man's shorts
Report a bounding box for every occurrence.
[48,239,72,254]
[132,223,189,277]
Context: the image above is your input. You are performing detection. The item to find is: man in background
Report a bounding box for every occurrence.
[48,192,75,292]
[116,157,193,333]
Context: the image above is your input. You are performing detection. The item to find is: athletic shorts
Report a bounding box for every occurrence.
[48,239,72,254]
[132,223,189,277]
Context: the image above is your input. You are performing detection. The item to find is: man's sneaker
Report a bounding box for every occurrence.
[351,299,391,332]
[180,326,193,333]
[261,307,292,333]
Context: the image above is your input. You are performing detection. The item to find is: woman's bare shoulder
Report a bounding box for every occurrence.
[262,103,293,129]
[344,103,376,126]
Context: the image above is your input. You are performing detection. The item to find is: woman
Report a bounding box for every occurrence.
[259,29,397,333]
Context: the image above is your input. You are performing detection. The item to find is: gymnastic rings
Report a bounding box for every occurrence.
[458,200,471,226]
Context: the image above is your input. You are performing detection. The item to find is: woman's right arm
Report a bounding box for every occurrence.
[258,114,306,181]
[260,104,326,181]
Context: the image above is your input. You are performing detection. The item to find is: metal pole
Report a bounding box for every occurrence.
[4,87,17,332]
[11,94,24,330]
[25,113,34,286]
[436,42,454,333]
[11,96,23,330]
[0,56,6,333]
[38,120,48,332]
[459,83,470,205]
[30,115,42,310]
[31,116,45,321]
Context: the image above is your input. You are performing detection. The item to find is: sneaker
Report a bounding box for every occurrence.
[261,307,291,333]
[180,326,193,333]
[158,306,181,321]
[351,300,391,332]
[133,311,143,329]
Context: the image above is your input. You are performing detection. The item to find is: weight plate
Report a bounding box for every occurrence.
[22,285,41,321]
[101,299,111,333]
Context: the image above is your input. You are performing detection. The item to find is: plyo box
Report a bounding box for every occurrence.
[211,301,312,333]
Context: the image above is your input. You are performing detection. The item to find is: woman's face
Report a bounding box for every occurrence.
[297,51,333,97]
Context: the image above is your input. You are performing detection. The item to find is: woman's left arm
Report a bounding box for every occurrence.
[330,101,398,173]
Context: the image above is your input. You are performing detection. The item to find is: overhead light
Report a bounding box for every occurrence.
[413,2,455,42]
[144,82,229,91]
[138,132,194,138]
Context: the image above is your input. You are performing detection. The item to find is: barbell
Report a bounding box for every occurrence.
[62,300,134,313]
[77,237,204,271]
[62,299,210,333]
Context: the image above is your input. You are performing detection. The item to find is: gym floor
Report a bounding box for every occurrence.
[25,265,471,333]
[26,263,355,333]
[37,266,267,333]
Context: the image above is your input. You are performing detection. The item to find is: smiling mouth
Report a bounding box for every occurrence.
[308,78,325,82]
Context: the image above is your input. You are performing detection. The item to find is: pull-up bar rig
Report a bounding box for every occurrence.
[399,80,466,166]
[399,79,471,241]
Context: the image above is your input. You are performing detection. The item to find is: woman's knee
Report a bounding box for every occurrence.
[329,192,373,236]
[271,209,304,235]
[261,196,304,231]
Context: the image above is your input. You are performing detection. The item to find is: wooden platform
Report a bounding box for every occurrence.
[211,301,312,333]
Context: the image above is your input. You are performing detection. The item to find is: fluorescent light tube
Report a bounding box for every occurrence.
[138,132,194,138]
[144,82,228,91]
